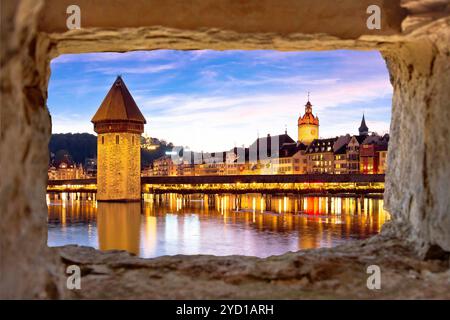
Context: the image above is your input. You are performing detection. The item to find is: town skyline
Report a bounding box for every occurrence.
[49,49,392,152]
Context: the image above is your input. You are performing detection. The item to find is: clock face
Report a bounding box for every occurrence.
[311,129,316,135]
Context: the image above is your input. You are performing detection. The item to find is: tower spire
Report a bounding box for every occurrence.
[304,93,313,114]
[358,113,369,136]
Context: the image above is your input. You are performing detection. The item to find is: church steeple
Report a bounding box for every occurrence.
[359,114,369,136]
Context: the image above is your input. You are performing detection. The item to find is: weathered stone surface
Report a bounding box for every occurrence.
[0,0,64,299]
[57,235,450,299]
[96,132,142,201]
[1,0,449,299]
[383,18,450,257]
[38,0,407,37]
[401,0,450,32]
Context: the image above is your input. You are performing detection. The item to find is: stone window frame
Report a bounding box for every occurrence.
[1,0,449,299]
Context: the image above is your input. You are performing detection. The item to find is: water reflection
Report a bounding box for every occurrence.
[97,202,141,255]
[47,193,390,258]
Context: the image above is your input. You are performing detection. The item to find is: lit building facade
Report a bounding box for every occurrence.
[359,134,389,174]
[275,142,307,174]
[378,150,388,174]
[333,135,352,174]
[345,135,366,174]
[148,110,388,177]
[344,115,371,174]
[292,149,308,174]
[360,144,379,174]
[305,138,337,174]
[48,161,85,180]
[334,145,347,174]
[151,155,178,176]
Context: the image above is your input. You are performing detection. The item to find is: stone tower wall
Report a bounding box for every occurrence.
[298,124,319,145]
[97,132,141,201]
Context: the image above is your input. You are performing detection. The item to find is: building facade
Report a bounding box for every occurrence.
[151,155,174,176]
[48,160,85,180]
[292,149,308,174]
[334,145,347,174]
[148,111,388,177]
[360,134,389,174]
[305,138,337,174]
[84,158,97,177]
[378,150,388,174]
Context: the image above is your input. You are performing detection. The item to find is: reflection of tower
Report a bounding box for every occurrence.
[91,76,147,201]
[297,96,319,145]
[97,202,141,255]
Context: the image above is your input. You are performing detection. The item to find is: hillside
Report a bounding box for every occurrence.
[49,133,172,167]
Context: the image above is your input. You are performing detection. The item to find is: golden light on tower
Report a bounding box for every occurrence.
[298,93,319,145]
[91,76,147,201]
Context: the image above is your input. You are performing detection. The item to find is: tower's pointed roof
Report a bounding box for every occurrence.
[305,100,312,108]
[359,114,369,134]
[91,76,146,124]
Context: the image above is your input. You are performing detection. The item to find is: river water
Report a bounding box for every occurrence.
[47,192,389,258]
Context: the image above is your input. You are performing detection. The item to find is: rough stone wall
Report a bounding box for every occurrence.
[383,18,450,257]
[0,0,449,299]
[97,132,141,201]
[58,237,450,299]
[0,0,63,298]
[38,0,406,37]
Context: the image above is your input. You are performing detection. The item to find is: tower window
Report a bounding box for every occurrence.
[101,136,104,144]
[116,135,119,144]
[132,136,134,145]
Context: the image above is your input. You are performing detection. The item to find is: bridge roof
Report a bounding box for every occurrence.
[91,76,146,124]
[47,174,385,186]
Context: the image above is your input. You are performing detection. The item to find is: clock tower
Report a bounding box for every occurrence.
[297,98,319,145]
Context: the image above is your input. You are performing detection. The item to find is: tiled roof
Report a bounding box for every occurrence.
[91,76,146,124]
[248,133,296,160]
[279,142,304,158]
[249,133,295,150]
[305,137,338,153]
[333,144,347,154]
[355,135,368,144]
